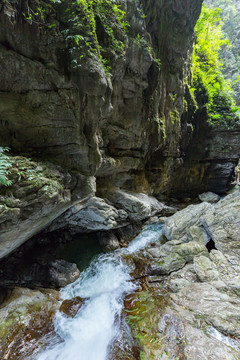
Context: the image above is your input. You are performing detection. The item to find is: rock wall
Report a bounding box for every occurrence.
[2,0,239,257]
[148,97,240,197]
[0,0,203,196]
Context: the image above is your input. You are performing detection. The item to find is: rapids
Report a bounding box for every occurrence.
[36,223,163,360]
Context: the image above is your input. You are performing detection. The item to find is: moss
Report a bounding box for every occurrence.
[170,110,180,124]
[125,284,170,360]
[0,289,59,359]
[153,117,166,138]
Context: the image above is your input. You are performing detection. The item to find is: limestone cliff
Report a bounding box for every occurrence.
[2,0,238,257]
[0,0,203,191]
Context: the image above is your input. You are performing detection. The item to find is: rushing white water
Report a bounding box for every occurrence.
[37,223,163,360]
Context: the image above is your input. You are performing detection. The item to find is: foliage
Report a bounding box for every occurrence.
[205,0,240,105]
[0,147,12,186]
[191,4,240,128]
[20,0,128,75]
[60,0,129,74]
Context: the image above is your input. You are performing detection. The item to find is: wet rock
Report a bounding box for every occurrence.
[144,216,159,225]
[108,319,141,360]
[48,260,80,288]
[199,191,220,203]
[114,223,142,245]
[158,314,185,356]
[124,287,169,360]
[60,296,85,318]
[0,287,59,359]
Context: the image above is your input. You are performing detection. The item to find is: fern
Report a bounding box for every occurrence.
[0,147,12,186]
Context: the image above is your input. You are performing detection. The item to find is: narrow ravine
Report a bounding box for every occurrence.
[36,223,163,360]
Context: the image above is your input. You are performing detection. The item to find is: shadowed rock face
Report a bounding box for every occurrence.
[0,0,204,196]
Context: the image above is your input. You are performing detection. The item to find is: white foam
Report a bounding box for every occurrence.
[37,223,163,360]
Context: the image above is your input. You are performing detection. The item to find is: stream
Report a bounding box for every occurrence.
[36,223,163,360]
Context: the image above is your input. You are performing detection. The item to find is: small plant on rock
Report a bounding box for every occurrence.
[0,147,12,186]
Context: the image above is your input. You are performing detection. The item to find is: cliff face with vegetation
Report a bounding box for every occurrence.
[0,0,203,192]
[0,0,239,258]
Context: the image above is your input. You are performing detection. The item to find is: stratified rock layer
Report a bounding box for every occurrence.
[0,0,205,198]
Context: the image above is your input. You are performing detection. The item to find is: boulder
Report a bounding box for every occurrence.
[107,190,172,222]
[198,191,220,203]
[0,258,80,289]
[162,202,211,241]
[201,192,240,258]
[146,240,208,275]
[47,196,128,234]
[98,232,120,251]
[194,255,220,282]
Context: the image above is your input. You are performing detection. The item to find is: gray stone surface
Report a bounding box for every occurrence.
[0,0,222,203]
[0,156,93,259]
[199,191,220,203]
[107,190,170,222]
[136,192,240,359]
[162,202,211,241]
[47,196,127,234]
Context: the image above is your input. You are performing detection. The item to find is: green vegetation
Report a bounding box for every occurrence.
[191,4,240,128]
[20,0,161,75]
[63,0,128,55]
[206,0,240,104]
[0,147,12,187]
[21,0,129,75]
[63,0,129,71]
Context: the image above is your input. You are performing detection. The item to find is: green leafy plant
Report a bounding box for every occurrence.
[62,0,129,74]
[191,4,240,128]
[0,147,12,186]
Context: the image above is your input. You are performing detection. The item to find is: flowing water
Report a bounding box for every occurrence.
[36,223,163,360]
